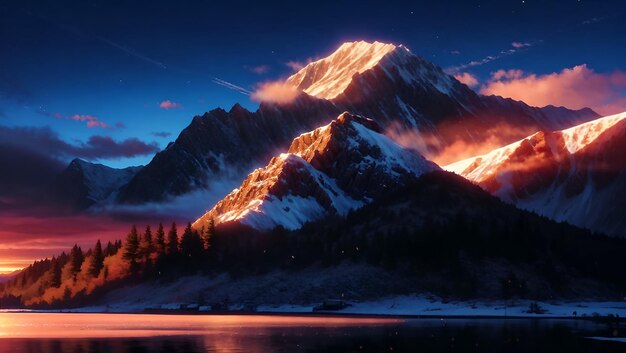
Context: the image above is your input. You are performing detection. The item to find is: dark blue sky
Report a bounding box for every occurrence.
[1,0,625,168]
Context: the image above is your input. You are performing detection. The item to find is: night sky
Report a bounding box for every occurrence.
[1,0,626,272]
[2,0,625,168]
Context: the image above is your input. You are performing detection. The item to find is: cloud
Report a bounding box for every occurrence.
[453,72,479,88]
[159,100,183,110]
[286,61,306,71]
[450,50,461,55]
[0,213,148,274]
[386,121,533,166]
[0,125,159,162]
[0,125,160,213]
[447,41,538,73]
[285,57,318,72]
[151,131,172,138]
[39,109,110,129]
[511,42,531,49]
[480,64,626,115]
[80,135,160,159]
[212,78,252,96]
[70,114,108,128]
[245,65,270,74]
[250,81,299,104]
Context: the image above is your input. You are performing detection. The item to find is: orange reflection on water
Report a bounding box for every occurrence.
[0,313,403,339]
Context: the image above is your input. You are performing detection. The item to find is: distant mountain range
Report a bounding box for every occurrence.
[116,41,597,204]
[46,40,626,240]
[48,159,141,211]
[446,112,626,237]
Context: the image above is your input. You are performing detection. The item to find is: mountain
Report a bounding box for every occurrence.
[117,40,598,204]
[49,159,142,211]
[290,41,598,147]
[117,95,339,204]
[446,112,626,237]
[193,112,439,230]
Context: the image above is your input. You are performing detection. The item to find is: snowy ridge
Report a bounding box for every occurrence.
[444,111,626,236]
[206,153,363,230]
[73,159,142,201]
[286,41,399,99]
[445,139,527,183]
[194,112,439,231]
[445,112,626,184]
[349,120,437,177]
[560,111,626,153]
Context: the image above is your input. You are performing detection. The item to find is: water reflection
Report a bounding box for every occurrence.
[0,314,623,353]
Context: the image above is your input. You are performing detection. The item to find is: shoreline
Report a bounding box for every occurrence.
[2,309,624,323]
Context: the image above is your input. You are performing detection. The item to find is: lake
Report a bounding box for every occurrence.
[0,313,623,352]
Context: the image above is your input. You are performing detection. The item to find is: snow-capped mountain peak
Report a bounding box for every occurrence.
[286,41,402,99]
[193,112,439,231]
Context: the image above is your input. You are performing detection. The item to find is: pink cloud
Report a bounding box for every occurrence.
[454,72,479,88]
[69,114,108,129]
[480,64,626,116]
[286,61,305,71]
[511,42,531,49]
[159,100,183,110]
[285,57,319,72]
[491,69,524,81]
[246,65,270,74]
[250,81,299,104]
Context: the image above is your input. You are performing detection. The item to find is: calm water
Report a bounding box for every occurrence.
[0,313,623,352]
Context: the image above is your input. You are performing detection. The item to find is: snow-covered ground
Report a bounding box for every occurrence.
[258,295,626,318]
[39,294,626,319]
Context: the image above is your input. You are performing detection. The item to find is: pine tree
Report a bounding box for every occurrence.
[180,222,203,258]
[50,257,62,288]
[123,225,140,264]
[166,222,178,255]
[155,222,166,255]
[69,244,84,279]
[104,241,116,257]
[141,225,154,258]
[89,239,104,277]
[202,219,215,250]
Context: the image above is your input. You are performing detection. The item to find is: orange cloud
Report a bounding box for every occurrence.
[386,121,533,166]
[453,72,479,87]
[250,81,299,104]
[481,65,626,115]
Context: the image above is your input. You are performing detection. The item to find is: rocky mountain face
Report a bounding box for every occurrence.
[446,112,626,237]
[49,159,141,211]
[117,95,339,203]
[193,112,439,230]
[117,40,597,204]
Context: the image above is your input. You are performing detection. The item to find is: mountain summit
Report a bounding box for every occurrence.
[194,112,439,230]
[287,41,405,99]
[287,40,455,102]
